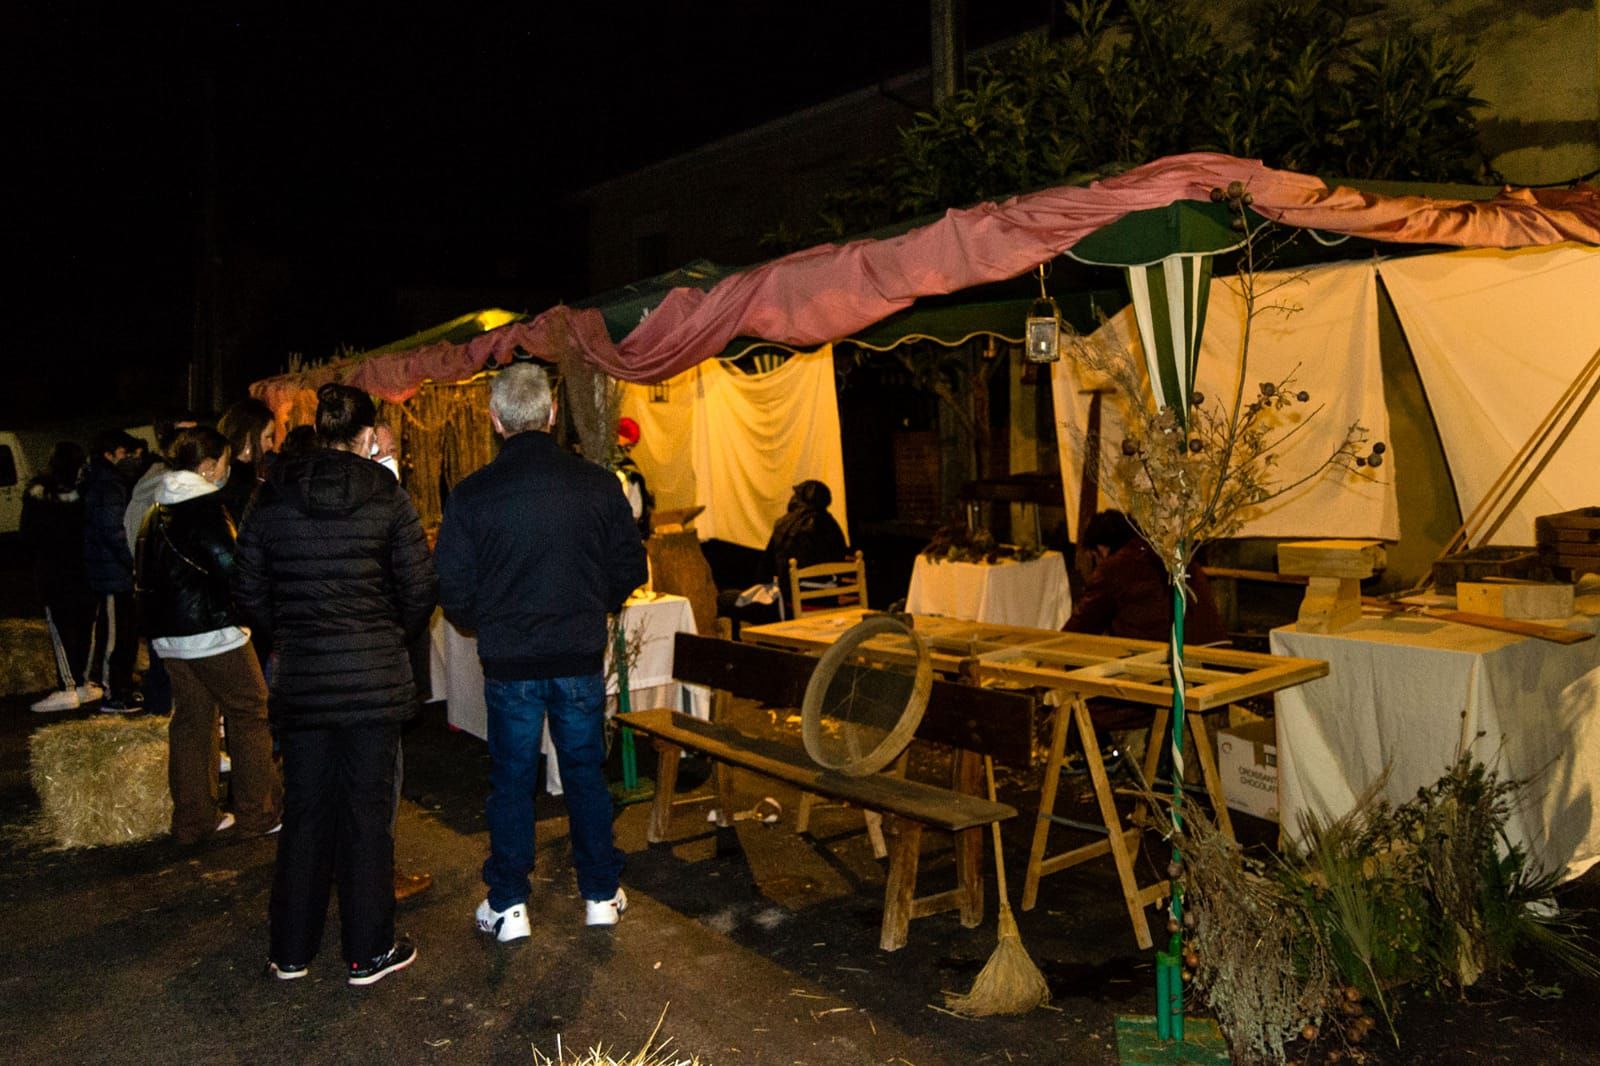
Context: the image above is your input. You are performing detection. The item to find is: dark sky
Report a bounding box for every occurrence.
[13,2,1051,421]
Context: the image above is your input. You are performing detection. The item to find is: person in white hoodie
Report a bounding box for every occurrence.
[135,426,281,844]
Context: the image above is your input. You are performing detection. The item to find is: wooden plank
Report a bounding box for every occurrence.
[619,708,1017,831]
[671,633,1039,766]
[1458,581,1575,620]
[1362,599,1593,645]
[1277,539,1386,578]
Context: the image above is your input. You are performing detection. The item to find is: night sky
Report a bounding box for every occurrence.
[13,2,1051,423]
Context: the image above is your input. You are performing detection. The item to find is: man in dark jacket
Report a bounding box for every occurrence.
[234,383,437,987]
[435,364,647,942]
[82,428,142,712]
[24,441,98,712]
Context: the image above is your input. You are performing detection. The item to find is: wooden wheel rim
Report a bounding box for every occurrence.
[800,615,932,777]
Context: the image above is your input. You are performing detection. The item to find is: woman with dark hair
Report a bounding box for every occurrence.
[135,426,282,843]
[24,442,98,712]
[234,383,436,987]
[215,397,279,524]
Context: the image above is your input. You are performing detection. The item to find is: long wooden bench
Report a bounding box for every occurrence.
[619,631,1039,951]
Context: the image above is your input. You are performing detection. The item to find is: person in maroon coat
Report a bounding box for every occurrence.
[1065,510,1226,646]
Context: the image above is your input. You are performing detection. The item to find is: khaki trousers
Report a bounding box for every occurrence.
[166,644,282,842]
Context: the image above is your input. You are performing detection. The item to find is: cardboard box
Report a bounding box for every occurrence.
[1216,720,1279,822]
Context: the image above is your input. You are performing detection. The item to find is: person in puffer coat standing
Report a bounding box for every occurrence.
[234,384,437,988]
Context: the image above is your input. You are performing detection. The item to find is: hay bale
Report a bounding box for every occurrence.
[30,716,173,848]
[0,617,60,697]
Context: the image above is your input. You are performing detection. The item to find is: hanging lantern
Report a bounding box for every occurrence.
[1025,265,1061,364]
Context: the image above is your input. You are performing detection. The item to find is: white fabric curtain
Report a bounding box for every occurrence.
[620,345,848,550]
[1378,245,1600,546]
[1053,259,1398,540]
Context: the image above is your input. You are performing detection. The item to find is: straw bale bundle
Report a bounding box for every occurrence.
[30,716,173,848]
[0,617,59,697]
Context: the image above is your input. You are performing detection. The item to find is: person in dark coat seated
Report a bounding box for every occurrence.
[234,383,437,987]
[1065,509,1226,645]
[718,479,849,633]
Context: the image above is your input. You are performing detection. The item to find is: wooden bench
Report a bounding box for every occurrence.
[619,632,1038,951]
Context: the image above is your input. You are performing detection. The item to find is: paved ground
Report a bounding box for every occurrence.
[5,692,1600,1066]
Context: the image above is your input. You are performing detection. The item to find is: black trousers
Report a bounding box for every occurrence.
[90,591,137,699]
[270,721,400,967]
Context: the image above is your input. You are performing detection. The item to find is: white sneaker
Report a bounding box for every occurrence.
[30,688,80,713]
[75,682,104,703]
[219,752,232,775]
[216,813,236,833]
[585,888,627,927]
[475,899,531,942]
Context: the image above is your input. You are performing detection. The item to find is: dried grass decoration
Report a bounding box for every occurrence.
[30,715,173,848]
[944,755,1051,1016]
[0,617,60,696]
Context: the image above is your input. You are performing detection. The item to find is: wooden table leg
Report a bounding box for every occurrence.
[1022,698,1071,911]
[648,741,682,843]
[881,815,923,951]
[1190,713,1235,843]
[952,748,984,927]
[1077,698,1154,950]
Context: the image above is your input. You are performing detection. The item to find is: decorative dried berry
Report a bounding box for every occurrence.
[1296,390,1310,402]
[1259,382,1276,397]
[1188,439,1203,453]
[1356,456,1367,467]
[1183,951,1199,969]
[1227,180,1244,199]
[1167,917,1181,934]
[1209,187,1225,203]
[1367,454,1383,468]
[1344,985,1362,1003]
[1167,860,1184,879]
[1121,439,1138,456]
[1231,216,1247,231]
[1241,191,1254,206]
[1371,441,1386,454]
[1301,1023,1319,1042]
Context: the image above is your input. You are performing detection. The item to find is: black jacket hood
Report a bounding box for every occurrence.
[271,448,391,519]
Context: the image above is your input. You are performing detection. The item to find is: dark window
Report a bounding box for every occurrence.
[0,445,16,488]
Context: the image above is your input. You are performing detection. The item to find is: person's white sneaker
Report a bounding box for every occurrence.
[30,688,80,713]
[215,813,236,833]
[475,899,531,942]
[585,888,627,927]
[75,682,104,703]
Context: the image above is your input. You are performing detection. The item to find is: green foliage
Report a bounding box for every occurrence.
[785,0,1487,246]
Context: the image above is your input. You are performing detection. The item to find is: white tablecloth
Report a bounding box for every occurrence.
[905,551,1072,629]
[429,593,709,793]
[1271,599,1600,880]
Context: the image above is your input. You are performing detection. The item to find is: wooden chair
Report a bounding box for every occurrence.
[786,550,868,617]
[786,550,878,848]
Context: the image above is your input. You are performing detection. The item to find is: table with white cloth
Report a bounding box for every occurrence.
[1271,593,1600,880]
[904,550,1072,629]
[429,591,709,793]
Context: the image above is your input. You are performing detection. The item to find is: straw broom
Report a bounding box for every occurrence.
[944,755,1051,1016]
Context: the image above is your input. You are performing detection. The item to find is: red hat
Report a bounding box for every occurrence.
[616,417,641,446]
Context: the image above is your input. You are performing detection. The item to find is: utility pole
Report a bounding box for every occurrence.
[930,0,966,106]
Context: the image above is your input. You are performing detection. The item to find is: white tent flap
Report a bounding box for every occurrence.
[1053,259,1398,540]
[1378,245,1600,546]
[621,346,848,550]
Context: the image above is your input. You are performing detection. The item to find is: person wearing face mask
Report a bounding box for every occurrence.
[136,427,282,843]
[83,427,145,713]
[234,383,437,987]
[216,398,279,526]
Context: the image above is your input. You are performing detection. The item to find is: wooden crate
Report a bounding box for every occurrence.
[1432,545,1549,591]
[1537,508,1600,581]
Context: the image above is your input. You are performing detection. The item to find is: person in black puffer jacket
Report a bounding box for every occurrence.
[234,384,436,987]
[136,426,282,844]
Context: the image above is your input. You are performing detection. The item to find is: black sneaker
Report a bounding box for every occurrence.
[348,939,416,987]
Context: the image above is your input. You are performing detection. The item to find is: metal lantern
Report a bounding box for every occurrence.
[1024,265,1061,364]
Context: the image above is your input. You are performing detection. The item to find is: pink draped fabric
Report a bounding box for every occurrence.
[253,152,1599,411]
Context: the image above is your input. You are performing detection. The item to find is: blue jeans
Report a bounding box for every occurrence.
[482,674,622,911]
